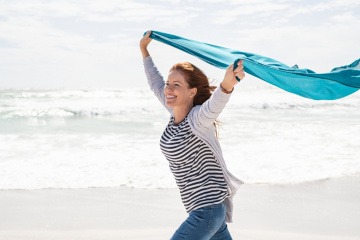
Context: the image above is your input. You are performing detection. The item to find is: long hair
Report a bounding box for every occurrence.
[170,62,220,137]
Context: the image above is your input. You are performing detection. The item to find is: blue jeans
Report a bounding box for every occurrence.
[170,202,232,240]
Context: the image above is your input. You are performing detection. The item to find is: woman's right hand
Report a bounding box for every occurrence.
[140,31,152,58]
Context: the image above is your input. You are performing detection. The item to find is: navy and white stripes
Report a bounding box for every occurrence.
[160,116,228,212]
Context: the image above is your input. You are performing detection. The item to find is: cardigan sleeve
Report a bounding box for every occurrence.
[192,86,232,129]
[143,56,172,113]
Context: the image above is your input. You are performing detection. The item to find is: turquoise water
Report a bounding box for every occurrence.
[1,88,359,189]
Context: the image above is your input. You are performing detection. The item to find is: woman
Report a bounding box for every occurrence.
[140,31,244,240]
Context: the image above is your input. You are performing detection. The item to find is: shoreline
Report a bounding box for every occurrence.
[0,176,360,239]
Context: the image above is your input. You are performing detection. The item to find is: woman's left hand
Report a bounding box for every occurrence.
[221,60,245,92]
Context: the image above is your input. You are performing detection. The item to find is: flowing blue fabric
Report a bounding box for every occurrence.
[148,30,360,100]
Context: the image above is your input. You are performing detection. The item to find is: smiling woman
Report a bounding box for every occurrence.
[169,62,217,107]
[140,31,245,240]
[164,69,196,114]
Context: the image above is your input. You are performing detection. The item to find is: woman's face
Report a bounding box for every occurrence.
[164,70,196,108]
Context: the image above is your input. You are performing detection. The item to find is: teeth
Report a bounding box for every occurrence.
[167,95,176,99]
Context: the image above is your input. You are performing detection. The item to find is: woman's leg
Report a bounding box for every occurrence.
[209,221,233,240]
[170,202,230,240]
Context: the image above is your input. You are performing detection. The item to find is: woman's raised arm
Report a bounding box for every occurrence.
[193,60,245,129]
[141,31,172,114]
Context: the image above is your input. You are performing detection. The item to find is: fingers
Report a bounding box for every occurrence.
[222,59,245,89]
[236,71,245,81]
[141,31,151,43]
[140,30,152,50]
[233,60,245,81]
[235,60,244,71]
[144,30,152,38]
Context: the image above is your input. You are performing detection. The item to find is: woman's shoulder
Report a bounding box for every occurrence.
[187,106,200,124]
[188,105,216,131]
[189,105,201,116]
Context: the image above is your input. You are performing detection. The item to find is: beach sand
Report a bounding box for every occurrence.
[0,177,360,240]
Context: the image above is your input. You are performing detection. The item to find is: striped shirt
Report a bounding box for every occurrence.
[160,116,229,212]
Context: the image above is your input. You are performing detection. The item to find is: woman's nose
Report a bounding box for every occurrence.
[166,84,174,91]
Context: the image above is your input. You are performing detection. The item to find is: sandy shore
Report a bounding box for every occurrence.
[1,177,360,240]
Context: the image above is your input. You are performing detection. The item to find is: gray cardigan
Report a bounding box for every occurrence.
[143,56,243,223]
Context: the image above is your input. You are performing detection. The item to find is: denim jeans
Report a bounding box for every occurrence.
[170,202,232,240]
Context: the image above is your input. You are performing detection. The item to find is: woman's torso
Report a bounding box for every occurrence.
[160,115,228,212]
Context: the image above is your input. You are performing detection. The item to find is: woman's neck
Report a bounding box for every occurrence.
[172,105,193,124]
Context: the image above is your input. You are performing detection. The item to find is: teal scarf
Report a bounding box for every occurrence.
[148,30,359,100]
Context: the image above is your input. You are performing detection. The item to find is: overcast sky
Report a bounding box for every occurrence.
[0,0,359,89]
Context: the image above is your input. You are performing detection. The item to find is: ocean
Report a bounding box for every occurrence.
[1,86,359,190]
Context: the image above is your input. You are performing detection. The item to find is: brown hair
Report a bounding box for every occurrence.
[170,62,216,106]
[170,62,220,137]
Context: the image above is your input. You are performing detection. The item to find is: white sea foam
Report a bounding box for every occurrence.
[0,88,359,189]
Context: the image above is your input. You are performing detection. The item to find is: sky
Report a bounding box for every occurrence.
[0,0,359,89]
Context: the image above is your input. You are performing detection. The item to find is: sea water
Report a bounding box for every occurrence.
[0,87,359,190]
